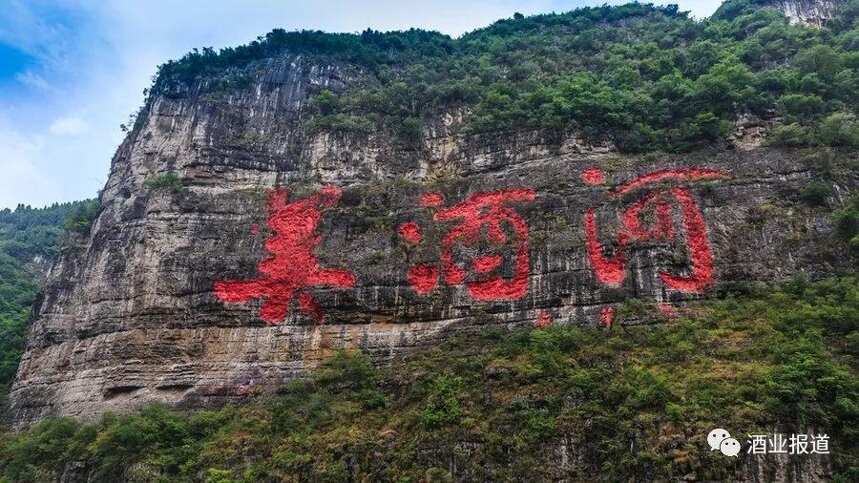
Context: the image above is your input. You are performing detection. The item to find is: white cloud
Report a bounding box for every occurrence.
[0,119,58,209]
[15,70,52,91]
[49,116,89,136]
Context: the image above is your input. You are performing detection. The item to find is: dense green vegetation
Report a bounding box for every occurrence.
[155,2,859,151]
[1,277,856,482]
[62,200,100,235]
[834,194,859,250]
[0,202,95,401]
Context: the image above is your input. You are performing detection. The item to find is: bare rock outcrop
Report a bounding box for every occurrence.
[770,0,846,26]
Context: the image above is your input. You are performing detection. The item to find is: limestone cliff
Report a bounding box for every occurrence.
[8,48,856,429]
[716,0,848,26]
[775,0,846,25]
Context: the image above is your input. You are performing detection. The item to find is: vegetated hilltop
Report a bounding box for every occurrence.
[2,2,858,481]
[152,1,859,151]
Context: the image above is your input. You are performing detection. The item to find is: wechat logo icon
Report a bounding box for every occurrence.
[708,428,741,457]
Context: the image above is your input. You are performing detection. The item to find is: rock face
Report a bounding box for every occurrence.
[765,0,845,26]
[8,53,857,427]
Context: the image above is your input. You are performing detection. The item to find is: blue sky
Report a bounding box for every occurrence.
[0,0,721,209]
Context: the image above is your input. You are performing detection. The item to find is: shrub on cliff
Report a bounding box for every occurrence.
[834,194,859,251]
[818,112,859,146]
[800,181,833,206]
[143,173,185,194]
[768,122,813,146]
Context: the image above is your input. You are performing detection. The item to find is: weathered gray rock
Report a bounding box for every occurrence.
[716,0,847,27]
[769,0,846,26]
[8,53,856,433]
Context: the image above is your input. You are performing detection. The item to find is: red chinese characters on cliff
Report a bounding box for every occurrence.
[399,189,536,301]
[583,167,729,293]
[214,186,355,324]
